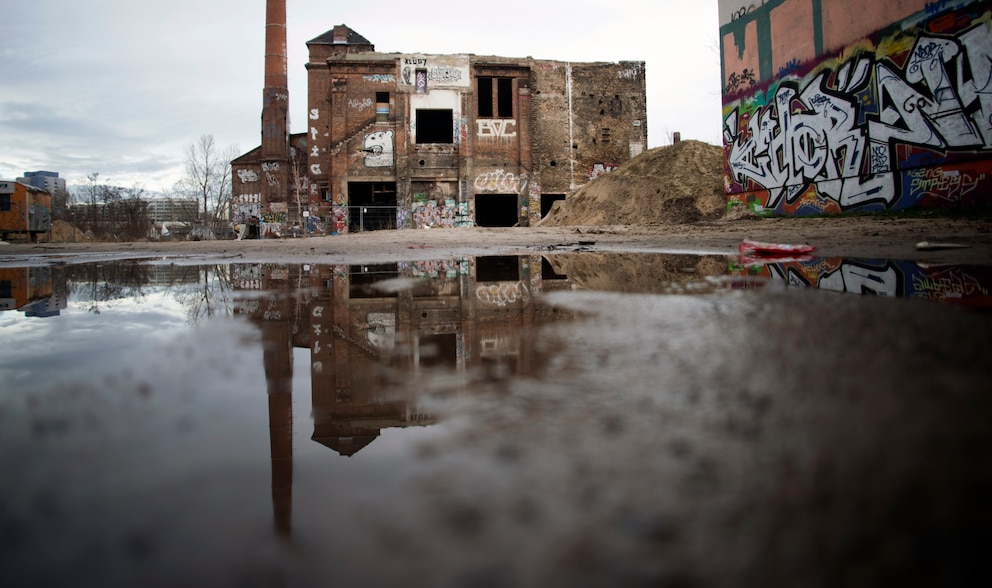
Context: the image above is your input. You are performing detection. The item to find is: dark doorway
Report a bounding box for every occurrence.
[348,182,397,232]
[349,263,400,298]
[541,193,566,218]
[419,333,458,369]
[477,256,520,282]
[475,194,518,227]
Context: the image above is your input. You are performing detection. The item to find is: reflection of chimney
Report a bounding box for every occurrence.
[262,0,289,205]
[263,320,294,537]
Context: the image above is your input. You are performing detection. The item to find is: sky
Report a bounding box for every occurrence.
[1,0,724,194]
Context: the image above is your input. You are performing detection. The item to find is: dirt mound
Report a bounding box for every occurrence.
[538,140,726,226]
[48,220,94,242]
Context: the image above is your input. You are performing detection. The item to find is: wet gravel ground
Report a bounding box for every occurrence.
[2,280,990,587]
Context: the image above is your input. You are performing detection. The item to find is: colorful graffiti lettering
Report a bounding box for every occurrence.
[734,256,992,307]
[724,3,992,214]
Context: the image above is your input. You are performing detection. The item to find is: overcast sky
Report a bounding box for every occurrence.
[1,0,723,193]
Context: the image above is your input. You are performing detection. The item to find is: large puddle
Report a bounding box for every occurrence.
[2,253,991,586]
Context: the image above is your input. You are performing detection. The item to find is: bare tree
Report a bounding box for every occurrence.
[175,135,239,238]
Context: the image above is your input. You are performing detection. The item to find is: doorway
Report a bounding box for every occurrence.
[475,194,518,227]
[348,182,397,232]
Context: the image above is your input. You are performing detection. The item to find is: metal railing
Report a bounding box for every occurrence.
[348,206,397,232]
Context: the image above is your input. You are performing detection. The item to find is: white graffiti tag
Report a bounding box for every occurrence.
[474,169,529,194]
[476,282,530,307]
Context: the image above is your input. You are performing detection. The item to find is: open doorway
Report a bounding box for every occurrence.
[541,193,566,218]
[475,194,518,227]
[348,182,397,232]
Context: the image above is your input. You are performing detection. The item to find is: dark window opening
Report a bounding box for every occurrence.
[541,193,566,218]
[477,77,513,119]
[478,77,493,118]
[541,257,567,280]
[416,109,453,144]
[475,194,518,227]
[0,195,10,211]
[601,128,611,144]
[419,333,458,369]
[477,256,520,282]
[497,78,513,117]
[348,182,397,232]
[349,263,400,298]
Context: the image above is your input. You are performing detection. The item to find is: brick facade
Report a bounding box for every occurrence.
[234,24,646,236]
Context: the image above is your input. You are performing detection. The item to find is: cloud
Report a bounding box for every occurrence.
[2,0,723,190]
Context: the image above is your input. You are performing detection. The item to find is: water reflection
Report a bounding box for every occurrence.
[2,252,991,585]
[733,256,992,307]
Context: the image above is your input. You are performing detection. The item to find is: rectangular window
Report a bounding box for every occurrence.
[497,78,513,118]
[376,92,390,122]
[0,195,10,211]
[416,109,454,144]
[477,77,493,118]
[477,77,513,118]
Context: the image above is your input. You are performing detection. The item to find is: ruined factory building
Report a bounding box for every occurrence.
[232,25,647,237]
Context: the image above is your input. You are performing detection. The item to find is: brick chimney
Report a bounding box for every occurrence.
[261,0,289,206]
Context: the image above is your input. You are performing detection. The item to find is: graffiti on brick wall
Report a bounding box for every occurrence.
[349,97,374,113]
[590,163,620,180]
[237,169,259,183]
[474,169,529,194]
[476,282,530,307]
[724,10,992,214]
[477,120,517,138]
[733,256,992,307]
[261,162,281,187]
[233,203,260,224]
[729,1,769,21]
[363,130,394,167]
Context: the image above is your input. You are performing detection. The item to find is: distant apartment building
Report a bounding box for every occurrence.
[233,22,647,236]
[16,171,66,196]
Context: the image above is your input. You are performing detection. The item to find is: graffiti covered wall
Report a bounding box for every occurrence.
[720,0,992,215]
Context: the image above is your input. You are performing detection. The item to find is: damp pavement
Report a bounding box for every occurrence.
[1,251,990,587]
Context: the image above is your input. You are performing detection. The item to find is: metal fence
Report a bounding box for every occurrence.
[348,206,397,232]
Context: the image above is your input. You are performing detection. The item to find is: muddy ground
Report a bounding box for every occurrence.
[2,215,991,266]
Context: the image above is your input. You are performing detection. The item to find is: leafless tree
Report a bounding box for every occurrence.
[174,135,239,237]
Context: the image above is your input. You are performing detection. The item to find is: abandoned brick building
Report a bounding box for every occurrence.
[232,18,647,236]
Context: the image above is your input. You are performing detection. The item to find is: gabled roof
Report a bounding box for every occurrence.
[307,24,373,47]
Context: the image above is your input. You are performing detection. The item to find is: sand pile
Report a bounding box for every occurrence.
[48,220,94,242]
[539,140,726,226]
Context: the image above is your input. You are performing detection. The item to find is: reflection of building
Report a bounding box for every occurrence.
[238,255,574,459]
[235,257,572,535]
[0,267,65,316]
[233,2,647,236]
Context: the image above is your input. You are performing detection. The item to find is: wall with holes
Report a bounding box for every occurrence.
[720,0,992,215]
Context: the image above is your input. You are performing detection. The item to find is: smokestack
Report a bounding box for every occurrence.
[262,0,289,164]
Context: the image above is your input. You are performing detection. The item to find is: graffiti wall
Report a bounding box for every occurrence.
[720,0,992,214]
